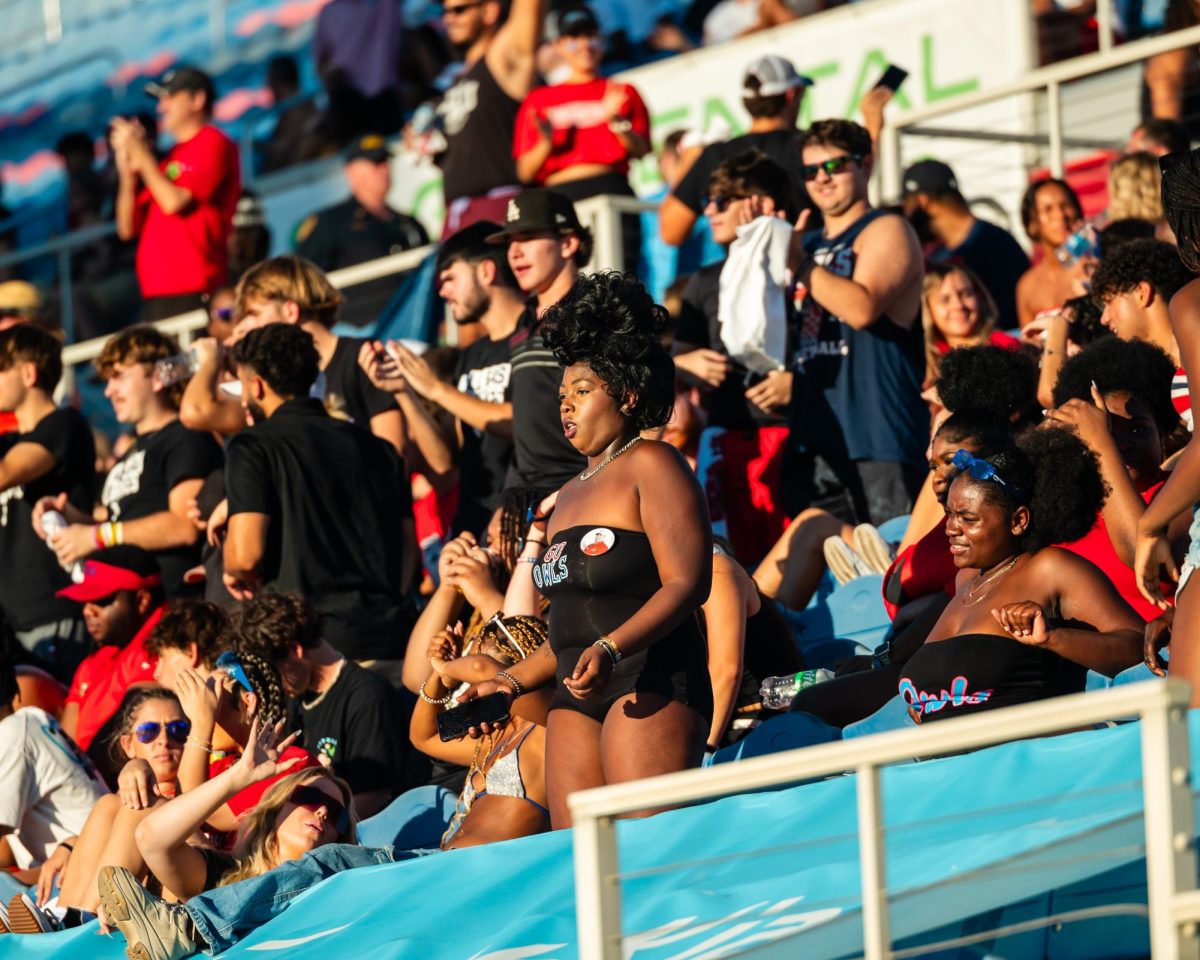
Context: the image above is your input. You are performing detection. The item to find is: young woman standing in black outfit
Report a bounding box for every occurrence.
[466,271,713,828]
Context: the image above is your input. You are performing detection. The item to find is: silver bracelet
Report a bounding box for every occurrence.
[516,557,539,565]
[593,635,623,664]
[419,678,452,705]
[494,670,524,698]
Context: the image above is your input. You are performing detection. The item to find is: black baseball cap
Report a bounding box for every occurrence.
[485,189,583,243]
[547,4,600,39]
[145,66,216,106]
[901,160,959,197]
[345,133,392,164]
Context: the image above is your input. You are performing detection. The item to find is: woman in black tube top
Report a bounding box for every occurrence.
[464,271,713,828]
[899,427,1143,724]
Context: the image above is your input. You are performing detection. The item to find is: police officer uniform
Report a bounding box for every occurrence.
[295,134,429,326]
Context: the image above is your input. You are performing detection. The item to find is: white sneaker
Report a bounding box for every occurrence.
[853,523,894,575]
[7,893,60,934]
[823,536,873,585]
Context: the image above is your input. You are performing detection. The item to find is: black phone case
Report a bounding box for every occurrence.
[436,692,511,741]
[875,65,909,92]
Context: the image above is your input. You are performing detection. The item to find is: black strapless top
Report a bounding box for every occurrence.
[898,632,1085,724]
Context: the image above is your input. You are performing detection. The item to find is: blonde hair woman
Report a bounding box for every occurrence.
[922,261,1016,387]
[97,720,407,960]
[1107,151,1165,225]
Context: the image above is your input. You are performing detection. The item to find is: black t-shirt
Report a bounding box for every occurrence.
[197,845,237,891]
[437,57,521,203]
[931,219,1030,332]
[224,398,412,661]
[0,408,96,630]
[320,336,399,430]
[100,420,223,595]
[298,660,405,796]
[452,330,515,536]
[505,305,586,491]
[672,129,817,224]
[674,262,789,430]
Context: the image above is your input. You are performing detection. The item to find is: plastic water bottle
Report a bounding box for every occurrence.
[40,510,84,583]
[155,351,200,388]
[759,669,835,709]
[1055,224,1099,266]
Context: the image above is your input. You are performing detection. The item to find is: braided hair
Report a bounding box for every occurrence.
[1162,149,1200,273]
[107,686,183,769]
[479,615,547,663]
[229,650,287,726]
[496,486,555,573]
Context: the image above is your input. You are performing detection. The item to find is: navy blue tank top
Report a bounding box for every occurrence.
[790,209,927,464]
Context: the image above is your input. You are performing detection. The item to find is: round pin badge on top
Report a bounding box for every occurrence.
[581,527,615,556]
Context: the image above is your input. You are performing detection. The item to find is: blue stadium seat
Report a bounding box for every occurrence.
[788,573,890,657]
[705,711,842,766]
[876,513,910,545]
[355,784,455,850]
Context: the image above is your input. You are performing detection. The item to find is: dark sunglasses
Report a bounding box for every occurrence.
[951,449,1025,504]
[210,306,234,322]
[703,195,744,213]
[134,719,191,744]
[215,651,256,695]
[289,784,350,835]
[801,155,862,181]
[442,1,484,15]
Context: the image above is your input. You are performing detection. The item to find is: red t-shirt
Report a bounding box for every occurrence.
[66,607,162,749]
[513,80,650,181]
[1060,477,1175,622]
[935,330,1022,355]
[0,411,16,436]
[134,125,241,298]
[882,516,958,621]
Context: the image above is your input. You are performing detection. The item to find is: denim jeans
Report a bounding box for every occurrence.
[185,844,398,954]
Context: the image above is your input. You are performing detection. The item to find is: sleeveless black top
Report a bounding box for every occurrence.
[898,633,1085,723]
[437,57,521,203]
[535,524,712,720]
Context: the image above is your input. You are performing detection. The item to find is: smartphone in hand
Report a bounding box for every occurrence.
[874,64,909,93]
[435,692,511,742]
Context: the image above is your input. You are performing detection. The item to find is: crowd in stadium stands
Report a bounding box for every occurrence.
[7,0,1200,953]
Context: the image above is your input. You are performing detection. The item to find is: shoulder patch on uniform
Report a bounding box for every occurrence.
[295,215,318,244]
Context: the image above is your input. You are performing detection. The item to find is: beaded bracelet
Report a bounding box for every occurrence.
[495,670,524,698]
[419,678,452,705]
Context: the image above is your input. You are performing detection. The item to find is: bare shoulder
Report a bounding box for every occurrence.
[1170,276,1200,316]
[859,211,920,249]
[628,438,696,480]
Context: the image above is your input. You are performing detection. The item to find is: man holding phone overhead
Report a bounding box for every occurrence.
[659,55,817,247]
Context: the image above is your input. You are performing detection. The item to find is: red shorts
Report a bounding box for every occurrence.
[703,426,789,565]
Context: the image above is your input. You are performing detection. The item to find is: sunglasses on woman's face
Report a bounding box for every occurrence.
[134,719,191,744]
[801,155,862,181]
[289,784,350,835]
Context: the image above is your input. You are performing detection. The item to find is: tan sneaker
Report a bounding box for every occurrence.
[96,866,195,960]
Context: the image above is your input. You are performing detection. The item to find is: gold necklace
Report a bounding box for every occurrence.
[961,555,1020,607]
[579,436,642,481]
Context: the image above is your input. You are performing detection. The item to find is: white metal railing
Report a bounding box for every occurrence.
[58,191,649,373]
[879,13,1200,197]
[570,679,1200,960]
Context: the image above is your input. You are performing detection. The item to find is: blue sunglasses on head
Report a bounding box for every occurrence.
[951,450,1026,504]
[215,651,256,694]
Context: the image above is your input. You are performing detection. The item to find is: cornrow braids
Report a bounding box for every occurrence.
[108,686,182,769]
[234,651,287,725]
[481,615,547,664]
[496,486,554,572]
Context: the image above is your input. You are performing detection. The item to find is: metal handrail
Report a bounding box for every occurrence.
[880,18,1200,195]
[59,241,437,368]
[570,680,1199,960]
